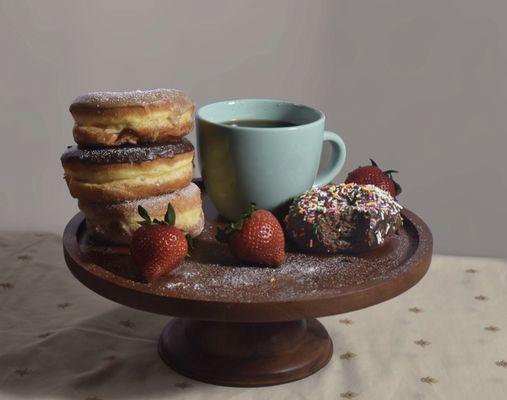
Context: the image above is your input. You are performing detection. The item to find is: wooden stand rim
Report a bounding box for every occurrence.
[63,208,432,323]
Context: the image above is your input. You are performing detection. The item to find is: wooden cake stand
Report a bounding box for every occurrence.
[63,190,432,387]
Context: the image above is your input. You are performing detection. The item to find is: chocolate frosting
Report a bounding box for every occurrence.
[61,138,194,165]
[285,183,403,254]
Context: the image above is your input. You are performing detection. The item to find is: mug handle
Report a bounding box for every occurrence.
[314,131,346,187]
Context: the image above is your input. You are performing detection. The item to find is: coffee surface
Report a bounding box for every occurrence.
[222,119,297,128]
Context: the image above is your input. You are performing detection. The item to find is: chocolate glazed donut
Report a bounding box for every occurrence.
[61,139,195,203]
[285,183,403,254]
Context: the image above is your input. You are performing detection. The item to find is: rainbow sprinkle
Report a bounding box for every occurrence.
[288,183,403,232]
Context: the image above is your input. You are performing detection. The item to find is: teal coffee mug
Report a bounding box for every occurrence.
[196,99,346,220]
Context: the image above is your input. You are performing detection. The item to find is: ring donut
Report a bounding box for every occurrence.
[285,183,403,254]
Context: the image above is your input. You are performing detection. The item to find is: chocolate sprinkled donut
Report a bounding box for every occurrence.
[285,183,403,254]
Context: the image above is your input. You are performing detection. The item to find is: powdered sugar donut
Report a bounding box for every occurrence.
[70,89,194,146]
[78,183,204,245]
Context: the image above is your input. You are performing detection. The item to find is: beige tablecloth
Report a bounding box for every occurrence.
[1,231,506,399]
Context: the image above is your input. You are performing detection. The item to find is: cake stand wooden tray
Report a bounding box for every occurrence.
[63,189,432,387]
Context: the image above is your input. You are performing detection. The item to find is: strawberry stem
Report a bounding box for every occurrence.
[137,205,152,225]
[137,203,176,226]
[216,203,257,243]
[216,226,232,243]
[383,170,402,196]
[185,233,194,257]
[394,181,402,196]
[164,203,176,226]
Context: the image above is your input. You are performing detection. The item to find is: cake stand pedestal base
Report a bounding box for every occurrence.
[158,318,333,387]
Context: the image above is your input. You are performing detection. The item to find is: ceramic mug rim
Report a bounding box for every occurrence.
[196,99,325,131]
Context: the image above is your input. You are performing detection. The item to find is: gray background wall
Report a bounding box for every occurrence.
[1,0,506,258]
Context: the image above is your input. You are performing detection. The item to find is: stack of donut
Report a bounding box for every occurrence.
[61,89,204,245]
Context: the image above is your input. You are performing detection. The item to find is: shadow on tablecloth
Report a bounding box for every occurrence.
[0,305,206,399]
[0,232,207,399]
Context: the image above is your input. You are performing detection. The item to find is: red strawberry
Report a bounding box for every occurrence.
[130,203,190,281]
[216,204,285,267]
[345,159,401,198]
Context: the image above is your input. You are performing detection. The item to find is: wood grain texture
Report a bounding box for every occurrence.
[158,318,332,387]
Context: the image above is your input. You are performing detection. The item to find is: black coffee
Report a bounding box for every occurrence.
[222,119,297,128]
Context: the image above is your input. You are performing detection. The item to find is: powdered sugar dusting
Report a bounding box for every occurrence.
[160,230,414,301]
[83,209,423,304]
[104,183,200,211]
[71,88,194,110]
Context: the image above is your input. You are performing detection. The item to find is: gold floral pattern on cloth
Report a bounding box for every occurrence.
[119,319,135,329]
[484,326,500,332]
[13,368,33,377]
[414,339,431,347]
[340,352,357,360]
[0,282,13,289]
[340,391,359,398]
[1,233,507,399]
[420,376,438,385]
[174,382,192,389]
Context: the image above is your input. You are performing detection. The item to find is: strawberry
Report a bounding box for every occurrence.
[130,203,190,282]
[344,159,402,198]
[216,204,285,267]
